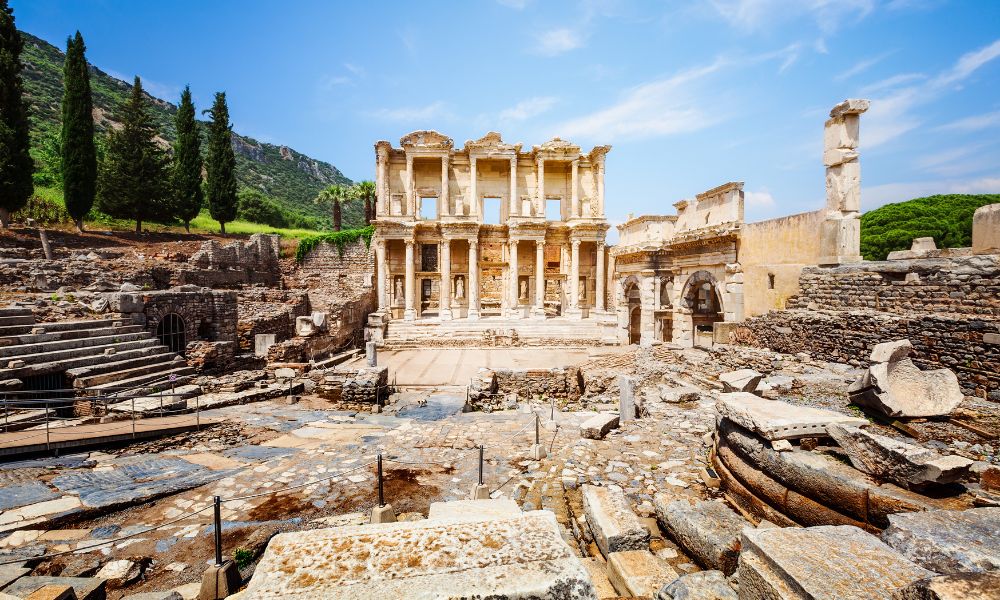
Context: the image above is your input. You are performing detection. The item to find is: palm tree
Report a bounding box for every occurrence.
[354,180,376,224]
[315,183,349,231]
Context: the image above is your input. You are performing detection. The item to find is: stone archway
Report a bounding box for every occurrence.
[624,280,641,345]
[156,313,187,355]
[679,270,724,347]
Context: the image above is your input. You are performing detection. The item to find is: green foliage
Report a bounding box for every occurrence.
[232,547,254,570]
[61,31,96,226]
[860,194,1000,260]
[172,86,203,230]
[205,92,237,233]
[14,185,69,224]
[96,76,172,232]
[31,124,61,187]
[238,189,288,227]
[354,179,376,223]
[0,2,34,223]
[295,225,374,262]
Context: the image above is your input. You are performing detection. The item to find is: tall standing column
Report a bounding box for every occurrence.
[509,157,518,217]
[533,240,545,319]
[440,239,452,320]
[375,240,387,311]
[595,242,605,312]
[536,157,545,217]
[597,158,605,218]
[404,240,416,321]
[468,240,480,320]
[376,143,389,216]
[469,156,478,218]
[571,159,579,218]
[405,154,414,216]
[441,155,450,217]
[509,239,520,318]
[569,239,581,317]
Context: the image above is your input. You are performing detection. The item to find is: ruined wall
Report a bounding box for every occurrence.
[467,366,583,410]
[137,287,239,346]
[236,289,310,351]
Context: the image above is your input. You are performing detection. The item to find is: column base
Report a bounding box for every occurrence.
[564,307,583,320]
[530,443,547,460]
[467,308,480,321]
[470,484,491,500]
[440,308,453,321]
[531,307,546,320]
[507,306,524,319]
[403,308,416,322]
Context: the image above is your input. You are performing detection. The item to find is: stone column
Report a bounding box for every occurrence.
[405,154,414,216]
[640,274,655,347]
[441,155,450,217]
[469,156,478,218]
[404,240,415,321]
[568,239,581,317]
[376,143,389,216]
[571,159,579,218]
[619,375,635,422]
[533,240,545,319]
[509,157,518,217]
[440,239,452,320]
[509,239,520,318]
[468,240,480,320]
[536,157,545,217]
[595,242,605,312]
[597,158,605,218]
[375,240,387,311]
[820,98,869,265]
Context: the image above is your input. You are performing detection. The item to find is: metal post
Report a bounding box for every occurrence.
[213,495,223,566]
[3,400,7,433]
[45,401,50,452]
[535,413,540,445]
[377,453,385,507]
[195,395,200,431]
[550,396,555,421]
[131,397,136,438]
[478,445,484,486]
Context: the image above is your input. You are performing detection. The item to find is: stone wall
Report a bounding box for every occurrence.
[236,289,310,351]
[738,309,999,399]
[467,367,583,410]
[185,234,281,287]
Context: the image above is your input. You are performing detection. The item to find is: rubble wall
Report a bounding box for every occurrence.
[236,289,310,351]
[739,309,1000,399]
[138,288,239,347]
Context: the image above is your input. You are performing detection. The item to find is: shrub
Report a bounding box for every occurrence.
[860,194,999,260]
[14,188,70,225]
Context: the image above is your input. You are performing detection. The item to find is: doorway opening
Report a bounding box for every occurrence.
[156,313,187,355]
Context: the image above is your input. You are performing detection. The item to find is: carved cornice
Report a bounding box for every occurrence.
[399,130,454,151]
[463,131,521,156]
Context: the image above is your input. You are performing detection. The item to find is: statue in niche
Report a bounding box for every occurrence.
[394,277,404,304]
[519,278,528,300]
[455,275,465,299]
[579,278,587,301]
[660,280,672,307]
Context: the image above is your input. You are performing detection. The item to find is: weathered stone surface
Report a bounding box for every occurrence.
[881,508,1000,574]
[242,511,597,599]
[121,592,183,600]
[656,570,736,600]
[738,525,932,600]
[0,564,30,590]
[893,572,1000,600]
[580,558,617,600]
[607,550,677,598]
[619,376,636,423]
[426,498,521,521]
[718,369,762,393]
[96,559,142,588]
[972,203,1000,255]
[870,339,913,363]
[582,485,650,557]
[852,359,963,418]
[828,424,972,488]
[654,495,746,575]
[658,385,701,403]
[3,577,106,600]
[293,316,315,337]
[24,586,75,600]
[716,393,867,440]
[580,413,619,440]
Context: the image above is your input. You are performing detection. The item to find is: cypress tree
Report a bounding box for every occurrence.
[97,76,171,233]
[205,92,237,234]
[61,31,97,232]
[172,86,202,233]
[0,0,33,227]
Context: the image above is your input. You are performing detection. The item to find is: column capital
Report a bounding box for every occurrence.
[596,240,605,249]
[571,239,582,249]
[404,239,414,247]
[469,239,479,249]
[510,239,519,248]
[535,239,545,249]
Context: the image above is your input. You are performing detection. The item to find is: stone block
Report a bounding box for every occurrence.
[197,561,240,600]
[880,508,1000,574]
[654,495,746,575]
[293,316,315,337]
[619,376,636,423]
[25,586,75,600]
[95,559,143,588]
[121,592,182,600]
[737,525,932,600]
[828,424,972,489]
[716,393,867,440]
[829,98,870,118]
[242,511,597,598]
[658,385,702,403]
[580,413,619,440]
[310,311,328,330]
[607,550,677,598]
[893,572,1000,600]
[427,499,521,521]
[3,577,106,600]
[870,339,913,363]
[657,570,737,600]
[110,293,143,314]
[253,334,275,358]
[580,558,618,600]
[718,369,762,393]
[369,504,396,524]
[582,485,650,558]
[852,359,963,418]
[971,203,1000,255]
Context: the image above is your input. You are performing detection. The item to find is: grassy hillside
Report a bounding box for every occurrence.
[19,30,364,228]
[860,194,999,260]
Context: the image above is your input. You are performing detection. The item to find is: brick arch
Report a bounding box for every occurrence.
[680,270,723,314]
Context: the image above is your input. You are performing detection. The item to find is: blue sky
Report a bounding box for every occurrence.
[14,0,1000,230]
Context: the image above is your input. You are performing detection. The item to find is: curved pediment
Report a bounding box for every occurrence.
[399,130,454,150]
[463,131,521,154]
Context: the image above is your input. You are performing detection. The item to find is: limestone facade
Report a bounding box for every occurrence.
[372,131,611,323]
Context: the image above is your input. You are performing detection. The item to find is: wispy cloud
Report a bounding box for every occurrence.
[535,28,584,56]
[932,39,1000,88]
[367,101,450,122]
[859,72,925,95]
[344,63,365,77]
[834,50,894,81]
[745,188,776,208]
[499,96,558,122]
[708,0,874,34]
[934,110,1000,132]
[496,0,530,8]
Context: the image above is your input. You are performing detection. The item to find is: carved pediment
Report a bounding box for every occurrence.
[464,132,521,154]
[399,130,454,150]
[534,137,581,155]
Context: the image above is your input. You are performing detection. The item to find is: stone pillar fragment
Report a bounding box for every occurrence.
[440,239,452,320]
[468,240,480,320]
[820,98,869,265]
[366,341,377,367]
[569,240,581,316]
[404,240,415,321]
[619,375,635,422]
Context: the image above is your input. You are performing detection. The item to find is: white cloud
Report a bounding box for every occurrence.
[863,176,1000,210]
[496,0,529,8]
[344,63,365,77]
[859,72,925,95]
[932,39,1000,88]
[535,28,584,56]
[708,0,874,33]
[554,60,727,141]
[367,101,449,121]
[935,110,1000,132]
[499,96,558,122]
[834,51,893,81]
[745,189,776,208]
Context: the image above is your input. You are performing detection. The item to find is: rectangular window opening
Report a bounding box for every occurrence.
[419,197,438,220]
[545,199,562,221]
[483,198,502,225]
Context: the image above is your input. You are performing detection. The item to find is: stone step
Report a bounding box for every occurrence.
[89,365,195,393]
[0,306,33,318]
[0,324,143,347]
[0,331,156,359]
[0,338,160,371]
[1,344,169,380]
[71,354,184,388]
[0,315,34,327]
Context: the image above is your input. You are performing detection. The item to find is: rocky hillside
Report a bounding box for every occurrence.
[19,30,354,222]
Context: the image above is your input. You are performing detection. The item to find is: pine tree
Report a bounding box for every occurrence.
[172,86,202,233]
[205,92,237,234]
[61,31,97,232]
[0,0,33,227]
[97,76,171,233]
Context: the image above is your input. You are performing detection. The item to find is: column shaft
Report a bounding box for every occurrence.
[440,239,451,320]
[536,158,545,217]
[570,240,580,309]
[405,154,414,216]
[596,242,605,311]
[404,241,415,321]
[441,155,450,217]
[375,241,387,310]
[510,157,518,217]
[468,240,480,319]
[571,159,579,218]
[469,156,478,217]
[509,240,520,317]
[534,240,545,318]
[597,159,605,217]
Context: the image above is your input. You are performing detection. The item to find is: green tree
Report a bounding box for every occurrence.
[315,183,350,231]
[0,0,33,227]
[172,86,202,233]
[237,189,287,227]
[205,91,237,234]
[96,76,171,233]
[354,180,376,224]
[61,31,96,232]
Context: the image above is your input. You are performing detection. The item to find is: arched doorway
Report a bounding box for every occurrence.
[624,281,641,344]
[680,271,724,347]
[156,313,186,355]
